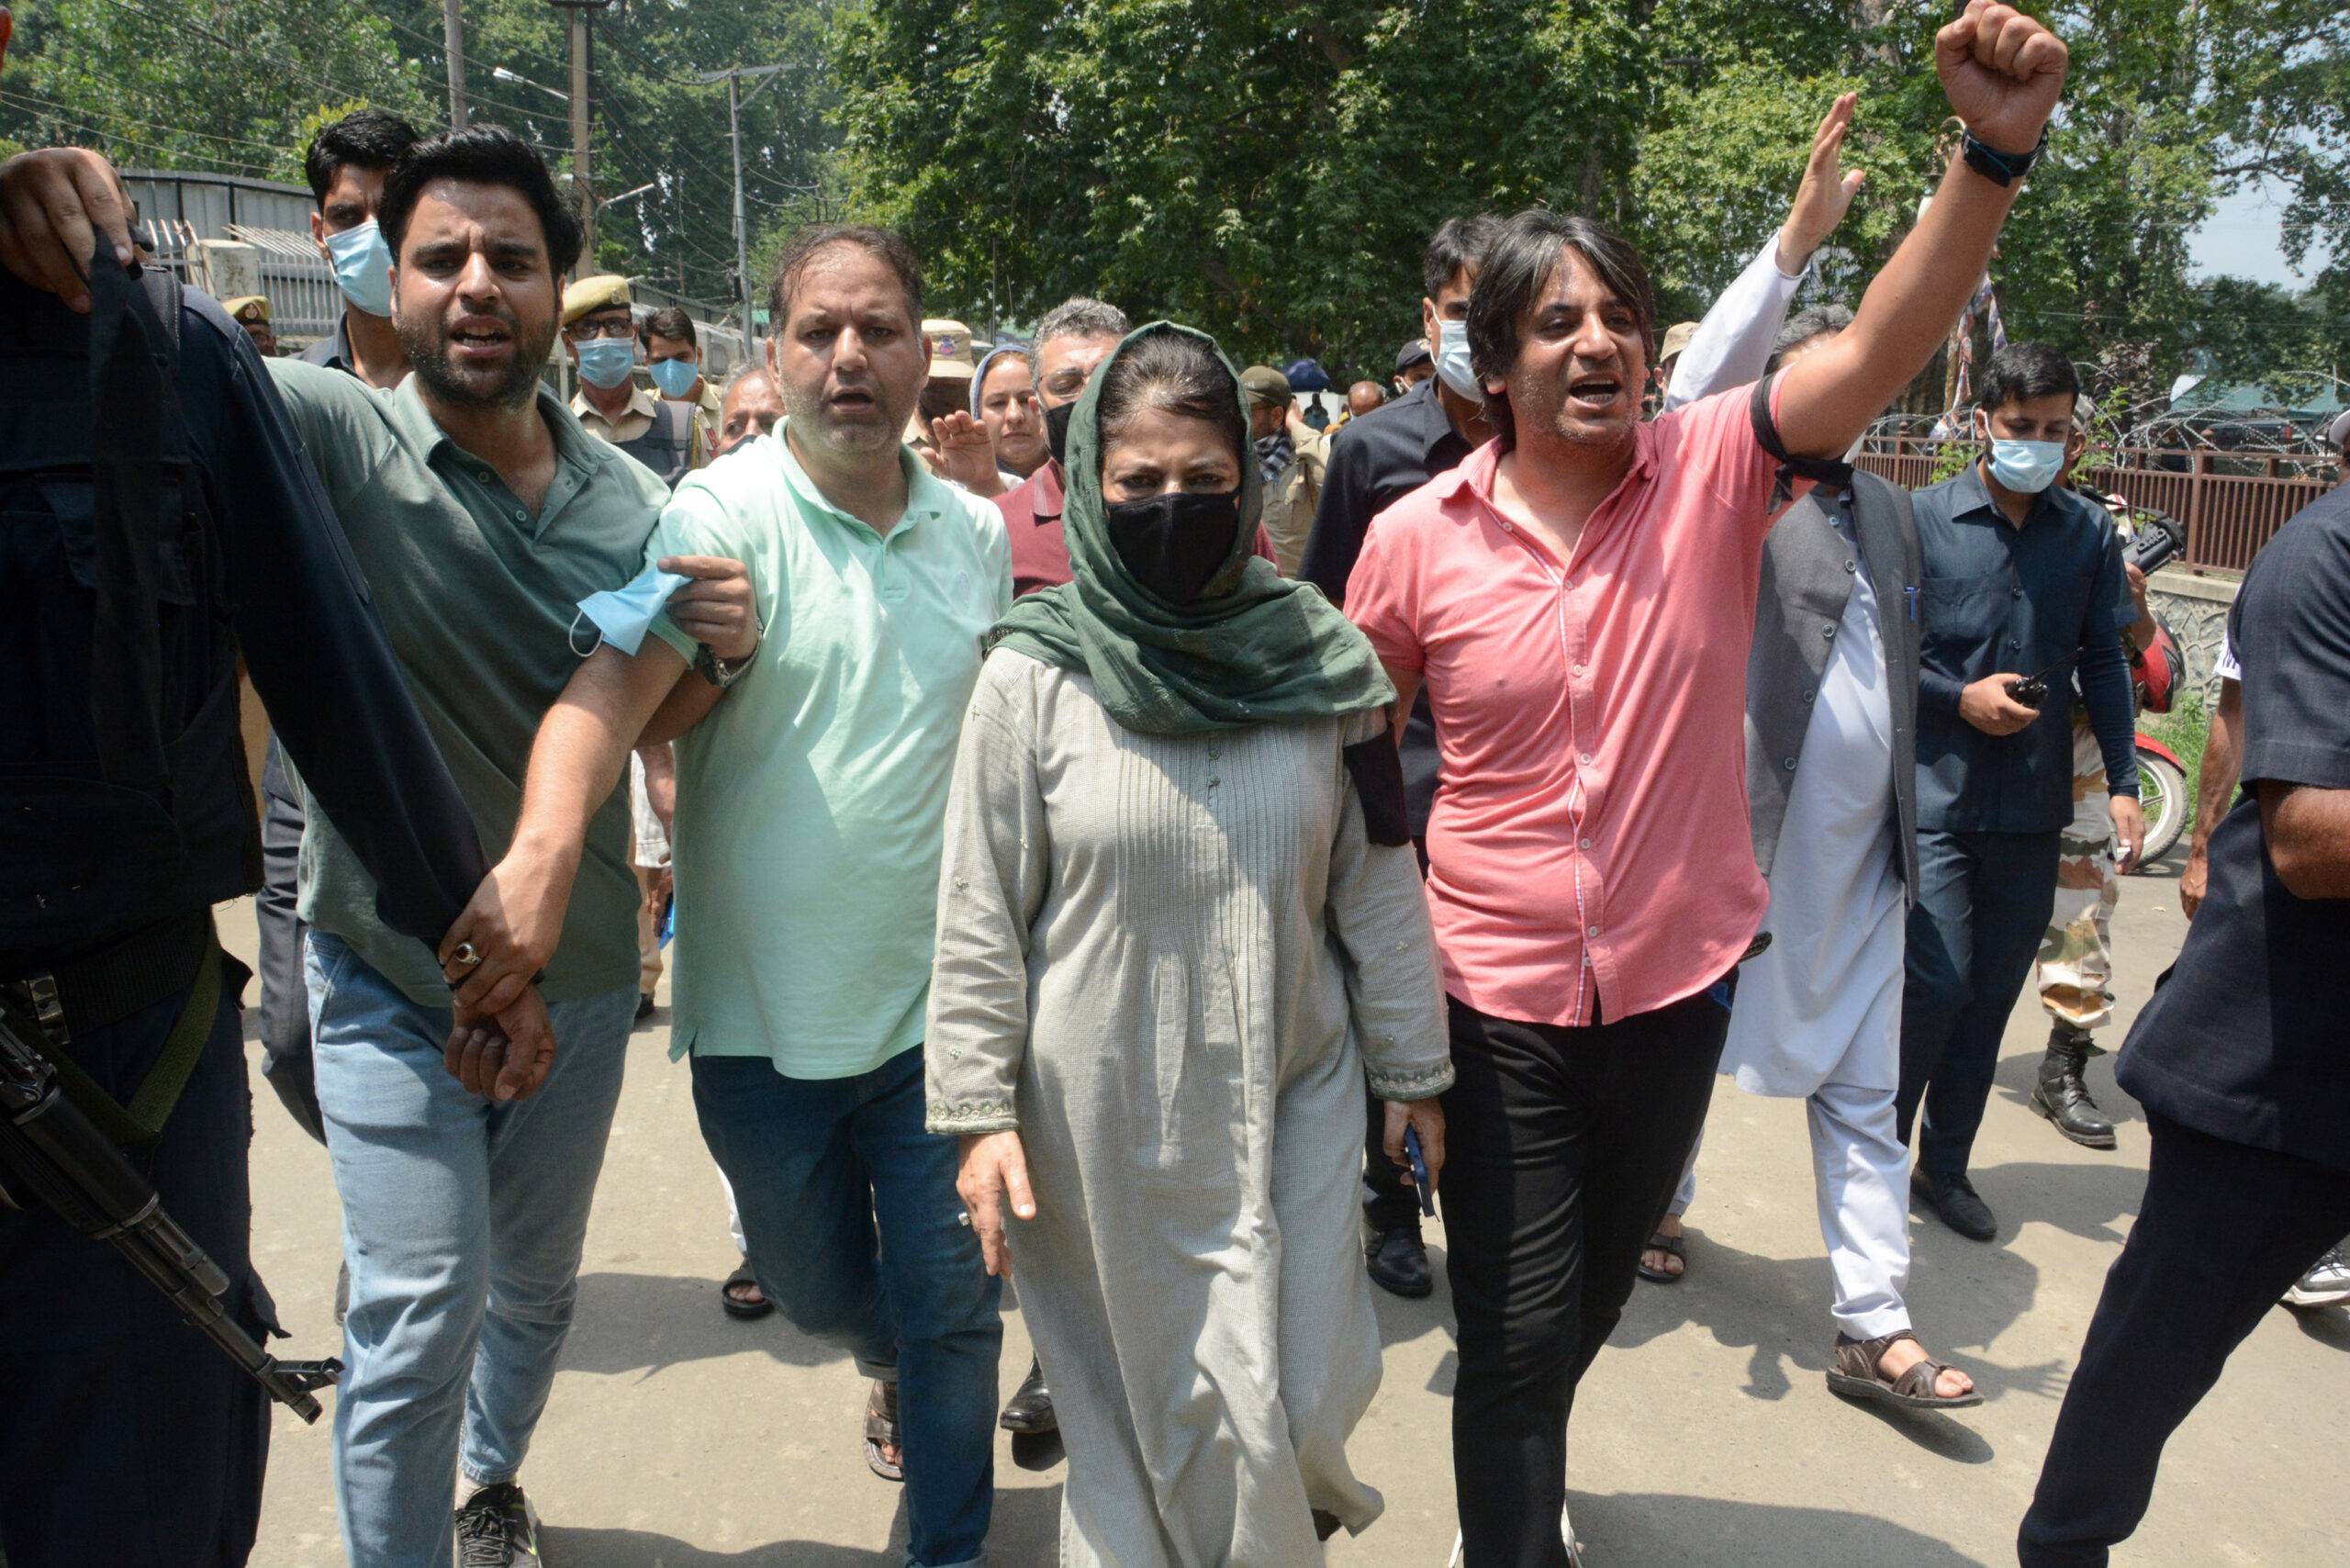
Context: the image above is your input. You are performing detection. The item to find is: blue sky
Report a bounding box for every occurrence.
[2190,175,2332,287]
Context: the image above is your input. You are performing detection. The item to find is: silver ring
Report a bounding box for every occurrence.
[956,1212,971,1227]
[453,942,483,969]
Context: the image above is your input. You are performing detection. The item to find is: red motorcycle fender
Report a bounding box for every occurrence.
[2134,733,2183,770]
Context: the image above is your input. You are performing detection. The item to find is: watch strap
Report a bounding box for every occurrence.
[1961,128,2047,188]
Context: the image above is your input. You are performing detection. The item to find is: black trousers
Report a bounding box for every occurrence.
[0,981,273,1567]
[1897,828,2062,1182]
[254,743,325,1146]
[1441,987,1730,1568]
[2018,1113,2350,1567]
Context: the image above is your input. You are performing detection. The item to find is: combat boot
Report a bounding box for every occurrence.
[2031,1027,2117,1148]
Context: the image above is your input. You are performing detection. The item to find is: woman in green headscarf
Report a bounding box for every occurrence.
[924,323,1452,1563]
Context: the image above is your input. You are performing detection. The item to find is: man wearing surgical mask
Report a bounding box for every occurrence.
[642,303,723,455]
[565,273,704,486]
[1294,213,1498,1300]
[1898,341,2143,1246]
[302,107,419,390]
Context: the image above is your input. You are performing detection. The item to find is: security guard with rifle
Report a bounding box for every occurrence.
[0,13,525,1562]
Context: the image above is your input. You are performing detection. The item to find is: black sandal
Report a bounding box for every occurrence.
[1636,1228,1686,1284]
[1827,1330,1984,1410]
[720,1263,773,1321]
[863,1379,904,1483]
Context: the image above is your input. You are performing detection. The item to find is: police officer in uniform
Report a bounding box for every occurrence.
[221,293,275,357]
[0,87,542,1568]
[563,272,700,486]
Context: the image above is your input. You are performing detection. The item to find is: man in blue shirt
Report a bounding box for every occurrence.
[1897,342,2143,1241]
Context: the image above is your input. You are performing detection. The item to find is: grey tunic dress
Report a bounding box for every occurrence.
[926,649,1451,1567]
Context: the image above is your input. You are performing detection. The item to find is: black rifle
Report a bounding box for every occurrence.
[0,1013,341,1422]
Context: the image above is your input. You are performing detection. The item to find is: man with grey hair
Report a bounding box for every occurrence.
[996,297,1132,596]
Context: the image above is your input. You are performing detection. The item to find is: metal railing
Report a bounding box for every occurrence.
[1853,437,2339,573]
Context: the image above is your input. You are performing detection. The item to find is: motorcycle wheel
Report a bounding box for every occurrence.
[2133,752,2188,869]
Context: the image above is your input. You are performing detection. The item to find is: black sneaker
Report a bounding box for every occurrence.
[454,1481,544,1566]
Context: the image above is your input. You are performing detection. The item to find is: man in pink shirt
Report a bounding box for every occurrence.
[1344,5,2071,1559]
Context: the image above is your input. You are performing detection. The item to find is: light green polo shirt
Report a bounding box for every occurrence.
[643,423,1013,1079]
[267,359,666,1005]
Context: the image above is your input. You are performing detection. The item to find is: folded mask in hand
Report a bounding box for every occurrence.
[570,563,692,657]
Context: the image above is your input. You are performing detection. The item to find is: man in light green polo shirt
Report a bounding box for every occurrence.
[443,224,1011,1568]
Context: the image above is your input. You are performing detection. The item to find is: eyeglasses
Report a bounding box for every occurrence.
[568,319,636,342]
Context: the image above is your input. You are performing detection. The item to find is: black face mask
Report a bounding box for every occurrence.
[1102,488,1242,605]
[1045,399,1076,468]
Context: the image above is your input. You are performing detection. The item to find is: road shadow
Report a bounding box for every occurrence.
[1571,1491,1992,1566]
[541,1484,1063,1566]
[2288,1303,2350,1351]
[559,1270,848,1377]
[1960,1159,2146,1249]
[1614,1218,2059,1429]
[1365,1244,1461,1398]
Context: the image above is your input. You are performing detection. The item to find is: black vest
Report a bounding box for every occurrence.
[615,399,695,489]
[0,265,256,965]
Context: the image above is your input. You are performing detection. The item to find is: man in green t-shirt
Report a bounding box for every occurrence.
[444,224,1011,1568]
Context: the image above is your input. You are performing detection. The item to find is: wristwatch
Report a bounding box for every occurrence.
[694,639,757,689]
[1961,128,2047,188]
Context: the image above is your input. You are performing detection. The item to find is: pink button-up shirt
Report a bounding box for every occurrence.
[1345,384,1788,1028]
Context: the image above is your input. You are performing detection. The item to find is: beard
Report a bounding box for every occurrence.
[397,306,557,412]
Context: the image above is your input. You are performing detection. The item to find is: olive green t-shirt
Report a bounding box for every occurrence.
[267,360,664,1005]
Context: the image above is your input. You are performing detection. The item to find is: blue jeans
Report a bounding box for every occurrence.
[308,931,634,1568]
[1896,828,2062,1182]
[692,1046,1002,1568]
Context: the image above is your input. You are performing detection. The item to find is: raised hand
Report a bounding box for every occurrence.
[0,147,136,312]
[927,410,1007,497]
[1934,0,2068,153]
[1779,93,1867,272]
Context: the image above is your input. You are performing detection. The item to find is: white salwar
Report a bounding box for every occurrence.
[1681,496,1916,1338]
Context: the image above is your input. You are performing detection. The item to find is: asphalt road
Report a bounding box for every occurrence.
[228,850,2349,1566]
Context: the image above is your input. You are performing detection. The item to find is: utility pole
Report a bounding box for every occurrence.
[552,0,611,277]
[696,63,787,353]
[442,0,468,129]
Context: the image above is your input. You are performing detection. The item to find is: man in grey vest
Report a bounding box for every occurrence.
[1724,311,1976,1406]
[565,273,702,487]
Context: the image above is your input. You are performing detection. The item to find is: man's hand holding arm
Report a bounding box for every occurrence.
[1775,1,2066,457]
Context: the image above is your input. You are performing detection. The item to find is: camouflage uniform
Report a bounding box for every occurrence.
[2038,717,2120,1034]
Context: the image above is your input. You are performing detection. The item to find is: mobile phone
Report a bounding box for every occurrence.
[1404,1126,1436,1217]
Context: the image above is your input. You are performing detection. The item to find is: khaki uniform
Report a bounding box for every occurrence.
[1259,426,1327,577]
[572,383,707,471]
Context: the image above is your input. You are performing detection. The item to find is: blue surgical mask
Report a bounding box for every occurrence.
[324,219,395,319]
[570,564,691,657]
[1433,319,1483,404]
[648,356,699,398]
[1985,437,2066,495]
[575,338,638,390]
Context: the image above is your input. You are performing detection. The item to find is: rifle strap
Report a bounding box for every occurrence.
[2,915,222,1145]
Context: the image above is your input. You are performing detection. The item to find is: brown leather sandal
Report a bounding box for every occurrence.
[1826,1330,1984,1410]
[863,1379,904,1482]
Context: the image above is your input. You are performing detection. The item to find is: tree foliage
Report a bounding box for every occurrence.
[835,0,2350,394]
[0,0,840,319]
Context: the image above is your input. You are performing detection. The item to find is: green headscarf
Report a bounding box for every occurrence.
[988,322,1394,734]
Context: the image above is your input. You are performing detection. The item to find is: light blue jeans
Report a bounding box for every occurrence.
[307,930,634,1568]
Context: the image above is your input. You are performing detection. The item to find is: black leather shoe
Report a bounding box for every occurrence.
[2031,1029,2119,1148]
[1365,1224,1433,1298]
[999,1357,1056,1433]
[1912,1169,1997,1241]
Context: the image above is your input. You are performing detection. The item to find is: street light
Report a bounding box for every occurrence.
[598,182,655,213]
[491,65,569,103]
